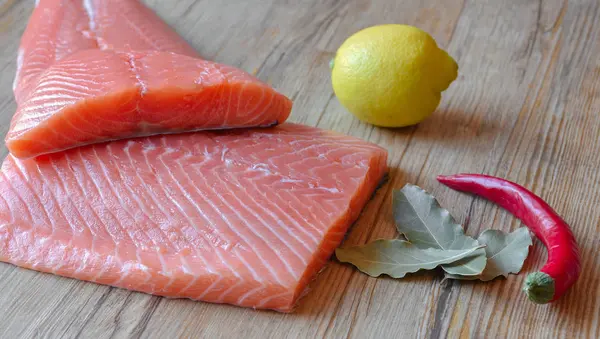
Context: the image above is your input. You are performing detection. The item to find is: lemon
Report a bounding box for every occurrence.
[331,24,458,127]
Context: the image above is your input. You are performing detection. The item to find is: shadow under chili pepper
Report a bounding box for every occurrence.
[544,241,594,319]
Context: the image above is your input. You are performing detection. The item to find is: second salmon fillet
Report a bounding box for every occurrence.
[0,124,387,312]
[9,0,292,159]
[7,49,292,159]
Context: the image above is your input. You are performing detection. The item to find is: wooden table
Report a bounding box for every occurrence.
[0,0,599,338]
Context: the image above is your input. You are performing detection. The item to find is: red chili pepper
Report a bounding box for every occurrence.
[437,174,581,304]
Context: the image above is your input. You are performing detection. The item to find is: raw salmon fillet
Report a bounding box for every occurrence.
[7,49,292,159]
[9,0,292,159]
[0,124,387,311]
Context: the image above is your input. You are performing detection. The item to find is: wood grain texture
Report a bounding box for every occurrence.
[0,0,599,338]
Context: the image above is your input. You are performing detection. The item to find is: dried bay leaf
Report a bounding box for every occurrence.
[445,227,533,281]
[393,184,487,276]
[335,239,484,279]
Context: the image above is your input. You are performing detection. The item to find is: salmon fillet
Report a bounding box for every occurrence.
[9,0,291,159]
[0,123,387,311]
[7,49,292,159]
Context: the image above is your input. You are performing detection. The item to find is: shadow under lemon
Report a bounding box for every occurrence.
[365,107,502,144]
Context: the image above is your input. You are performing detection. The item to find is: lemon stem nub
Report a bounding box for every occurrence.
[329,58,335,70]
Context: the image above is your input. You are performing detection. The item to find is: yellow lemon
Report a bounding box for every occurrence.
[331,24,458,127]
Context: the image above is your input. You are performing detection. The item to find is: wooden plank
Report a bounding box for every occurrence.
[0,0,598,338]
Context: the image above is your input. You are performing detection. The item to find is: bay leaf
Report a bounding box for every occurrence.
[393,184,487,276]
[335,239,484,279]
[445,227,533,281]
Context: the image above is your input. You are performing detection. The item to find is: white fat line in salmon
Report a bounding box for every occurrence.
[12,49,24,91]
[83,0,97,31]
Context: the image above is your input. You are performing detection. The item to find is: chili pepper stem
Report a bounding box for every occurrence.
[523,272,555,304]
